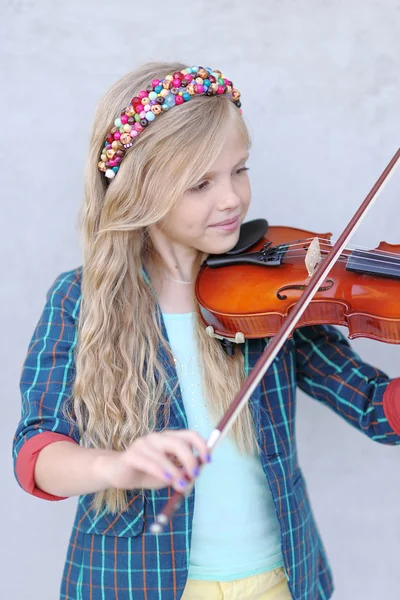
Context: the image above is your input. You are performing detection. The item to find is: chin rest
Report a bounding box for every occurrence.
[226,218,269,255]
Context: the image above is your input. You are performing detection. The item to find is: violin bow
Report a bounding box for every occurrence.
[150,147,400,534]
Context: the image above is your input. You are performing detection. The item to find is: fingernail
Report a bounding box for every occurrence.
[178,479,187,489]
[164,471,173,481]
[206,454,212,463]
[192,467,200,477]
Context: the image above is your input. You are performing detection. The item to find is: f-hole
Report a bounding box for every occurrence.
[277,279,334,301]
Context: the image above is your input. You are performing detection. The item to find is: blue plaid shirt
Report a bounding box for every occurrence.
[13,268,400,600]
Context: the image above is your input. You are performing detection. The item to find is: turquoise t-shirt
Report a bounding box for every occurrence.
[162,312,284,581]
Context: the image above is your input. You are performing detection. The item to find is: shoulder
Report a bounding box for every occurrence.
[45,267,82,318]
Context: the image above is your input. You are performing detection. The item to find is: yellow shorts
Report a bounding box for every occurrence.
[181,567,292,600]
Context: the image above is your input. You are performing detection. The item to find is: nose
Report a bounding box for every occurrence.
[215,181,241,212]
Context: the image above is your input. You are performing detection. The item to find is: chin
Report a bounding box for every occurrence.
[203,231,241,255]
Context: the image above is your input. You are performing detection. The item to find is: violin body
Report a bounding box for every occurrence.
[195,225,400,343]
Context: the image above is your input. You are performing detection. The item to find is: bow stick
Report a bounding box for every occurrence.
[150,147,400,534]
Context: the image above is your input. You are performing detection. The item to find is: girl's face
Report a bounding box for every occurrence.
[160,127,251,256]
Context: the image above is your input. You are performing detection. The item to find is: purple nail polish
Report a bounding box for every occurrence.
[164,471,173,481]
[206,454,212,463]
[178,479,187,488]
[192,467,200,477]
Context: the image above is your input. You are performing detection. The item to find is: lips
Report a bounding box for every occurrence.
[210,216,239,227]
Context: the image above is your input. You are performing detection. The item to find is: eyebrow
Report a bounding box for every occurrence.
[201,154,249,179]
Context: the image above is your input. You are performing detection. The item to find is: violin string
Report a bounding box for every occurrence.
[279,238,400,268]
[283,244,396,261]
[281,252,400,269]
[282,237,400,258]
[282,249,400,268]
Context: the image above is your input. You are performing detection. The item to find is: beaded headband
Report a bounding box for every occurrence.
[98,66,242,180]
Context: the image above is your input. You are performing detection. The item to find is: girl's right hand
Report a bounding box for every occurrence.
[101,430,210,493]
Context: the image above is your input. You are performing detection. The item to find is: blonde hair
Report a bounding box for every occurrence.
[73,61,256,513]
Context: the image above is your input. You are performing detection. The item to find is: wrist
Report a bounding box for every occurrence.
[92,449,120,491]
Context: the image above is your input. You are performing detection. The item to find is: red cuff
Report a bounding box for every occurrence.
[383,378,400,435]
[15,432,77,501]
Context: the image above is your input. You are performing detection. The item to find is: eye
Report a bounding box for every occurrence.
[236,167,249,175]
[188,180,210,193]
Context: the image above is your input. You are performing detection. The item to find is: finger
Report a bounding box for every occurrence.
[172,430,211,463]
[127,445,189,492]
[147,433,202,478]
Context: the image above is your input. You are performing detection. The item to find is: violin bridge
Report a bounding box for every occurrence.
[305,237,322,277]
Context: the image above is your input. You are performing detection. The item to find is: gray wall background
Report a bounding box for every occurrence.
[1,1,400,598]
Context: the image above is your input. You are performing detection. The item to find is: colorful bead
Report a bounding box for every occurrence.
[165,94,176,107]
[114,118,122,127]
[148,91,158,101]
[145,111,156,122]
[120,133,132,145]
[175,95,184,105]
[138,90,148,99]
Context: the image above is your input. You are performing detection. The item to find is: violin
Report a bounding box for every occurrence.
[150,147,400,534]
[196,222,400,345]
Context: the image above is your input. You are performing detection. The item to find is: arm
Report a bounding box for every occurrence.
[13,270,82,499]
[294,324,400,445]
[13,270,208,499]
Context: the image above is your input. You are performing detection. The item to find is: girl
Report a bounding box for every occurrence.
[13,61,400,600]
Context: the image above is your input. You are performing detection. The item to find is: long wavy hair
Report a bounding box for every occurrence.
[73,61,256,513]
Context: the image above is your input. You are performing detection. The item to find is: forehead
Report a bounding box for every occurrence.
[209,127,249,170]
